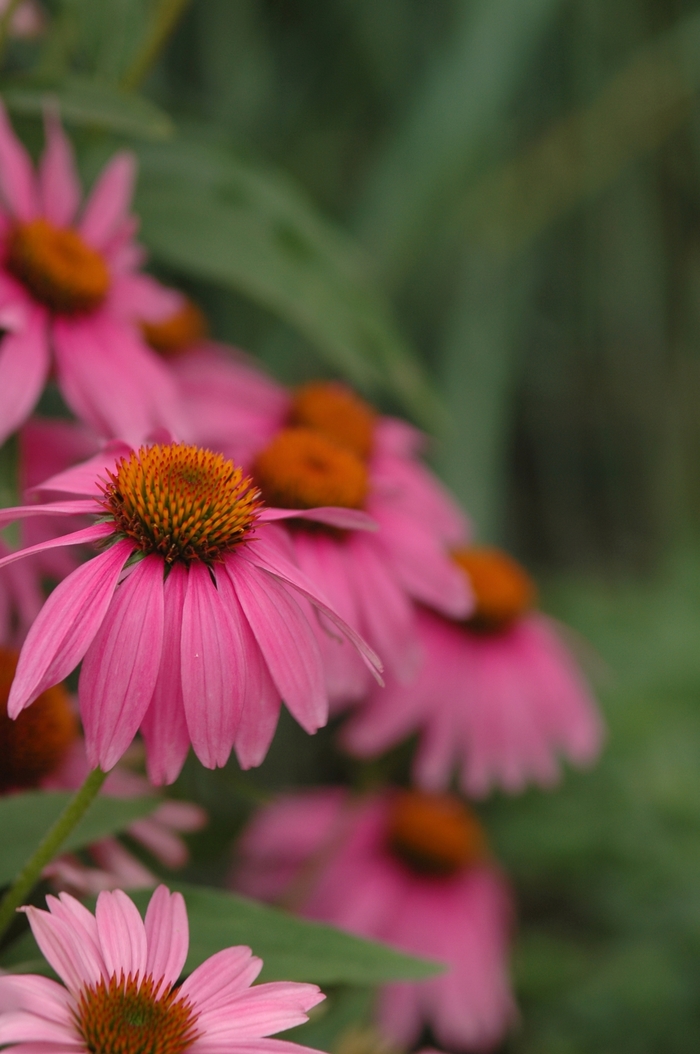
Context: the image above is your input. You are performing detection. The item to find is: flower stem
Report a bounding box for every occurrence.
[120,0,192,93]
[0,767,108,942]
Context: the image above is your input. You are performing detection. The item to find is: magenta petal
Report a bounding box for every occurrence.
[0,500,97,531]
[180,563,245,769]
[29,440,131,498]
[8,540,132,717]
[0,309,49,445]
[79,152,136,250]
[144,887,189,990]
[0,523,112,571]
[110,273,183,322]
[95,890,147,980]
[39,108,80,226]
[80,556,165,771]
[0,101,38,220]
[140,564,191,786]
[258,508,377,531]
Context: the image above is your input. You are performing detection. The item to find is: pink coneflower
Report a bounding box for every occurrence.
[0,440,381,783]
[0,885,324,1054]
[164,343,471,703]
[0,104,183,445]
[342,546,605,797]
[233,787,516,1052]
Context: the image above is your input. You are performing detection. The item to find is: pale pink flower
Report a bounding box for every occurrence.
[342,547,605,796]
[0,104,183,445]
[168,348,471,704]
[0,440,381,783]
[233,788,516,1052]
[0,885,324,1054]
[0,0,45,38]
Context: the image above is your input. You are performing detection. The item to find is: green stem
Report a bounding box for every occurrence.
[0,767,108,942]
[0,0,25,67]
[120,0,192,93]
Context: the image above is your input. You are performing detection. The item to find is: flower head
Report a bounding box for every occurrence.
[0,104,183,444]
[233,788,515,1051]
[0,885,324,1054]
[0,440,381,783]
[342,546,604,796]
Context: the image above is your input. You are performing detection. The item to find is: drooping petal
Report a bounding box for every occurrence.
[0,309,50,446]
[144,886,189,990]
[39,108,80,227]
[95,889,147,981]
[0,522,112,570]
[8,540,132,716]
[28,440,130,499]
[0,101,38,220]
[79,152,136,251]
[0,501,98,532]
[180,563,245,769]
[258,508,377,531]
[80,555,164,771]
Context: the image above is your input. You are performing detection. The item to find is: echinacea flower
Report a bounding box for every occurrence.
[164,339,471,703]
[233,788,516,1051]
[0,104,183,445]
[342,546,605,797]
[0,440,381,783]
[0,885,325,1054]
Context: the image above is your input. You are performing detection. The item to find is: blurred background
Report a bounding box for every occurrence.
[7,0,700,1049]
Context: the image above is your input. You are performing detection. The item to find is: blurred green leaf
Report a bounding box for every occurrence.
[0,791,159,886]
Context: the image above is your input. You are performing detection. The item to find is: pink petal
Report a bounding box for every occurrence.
[20,417,99,494]
[95,889,147,980]
[39,108,80,226]
[8,539,132,717]
[178,947,262,1011]
[80,555,164,771]
[0,500,98,531]
[127,816,189,869]
[80,152,136,250]
[109,273,183,323]
[258,508,377,531]
[0,522,112,570]
[144,886,189,990]
[0,308,49,445]
[180,563,245,769]
[0,101,38,220]
[140,563,191,786]
[0,1011,80,1047]
[0,975,72,1018]
[46,892,100,948]
[28,440,130,499]
[227,556,326,734]
[22,906,105,992]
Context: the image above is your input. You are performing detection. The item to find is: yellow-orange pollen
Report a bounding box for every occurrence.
[141,300,208,357]
[252,427,368,513]
[289,382,376,461]
[387,790,487,877]
[6,218,110,315]
[76,973,199,1054]
[453,546,537,633]
[0,647,77,793]
[101,443,261,566]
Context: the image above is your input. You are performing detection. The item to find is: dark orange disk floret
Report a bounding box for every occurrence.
[0,647,77,793]
[101,443,261,566]
[142,300,208,357]
[453,546,537,632]
[289,382,376,461]
[387,790,487,877]
[252,427,368,511]
[76,973,200,1054]
[6,218,110,315]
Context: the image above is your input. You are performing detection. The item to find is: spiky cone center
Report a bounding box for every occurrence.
[0,647,77,792]
[253,427,368,513]
[453,546,537,632]
[288,382,376,460]
[142,300,208,357]
[101,443,261,566]
[75,973,199,1054]
[6,219,110,315]
[387,790,487,877]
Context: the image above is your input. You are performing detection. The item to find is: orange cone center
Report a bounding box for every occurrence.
[76,974,199,1054]
[252,427,368,512]
[142,300,208,356]
[387,790,487,877]
[6,218,109,315]
[289,382,376,461]
[453,546,536,632]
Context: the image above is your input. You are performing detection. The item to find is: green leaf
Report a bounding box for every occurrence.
[134,136,443,429]
[0,791,159,887]
[130,881,442,984]
[2,76,173,140]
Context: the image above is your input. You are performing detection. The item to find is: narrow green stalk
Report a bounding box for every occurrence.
[0,0,25,66]
[0,767,108,942]
[121,0,192,93]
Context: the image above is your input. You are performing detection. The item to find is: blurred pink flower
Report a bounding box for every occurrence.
[0,0,45,38]
[0,104,183,445]
[0,440,381,783]
[233,787,516,1052]
[0,885,324,1054]
[343,547,605,796]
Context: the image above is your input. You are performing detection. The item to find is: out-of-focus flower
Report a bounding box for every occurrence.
[233,787,516,1052]
[0,0,46,38]
[0,440,381,783]
[342,547,604,797]
[164,338,471,704]
[0,104,183,445]
[0,885,325,1054]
